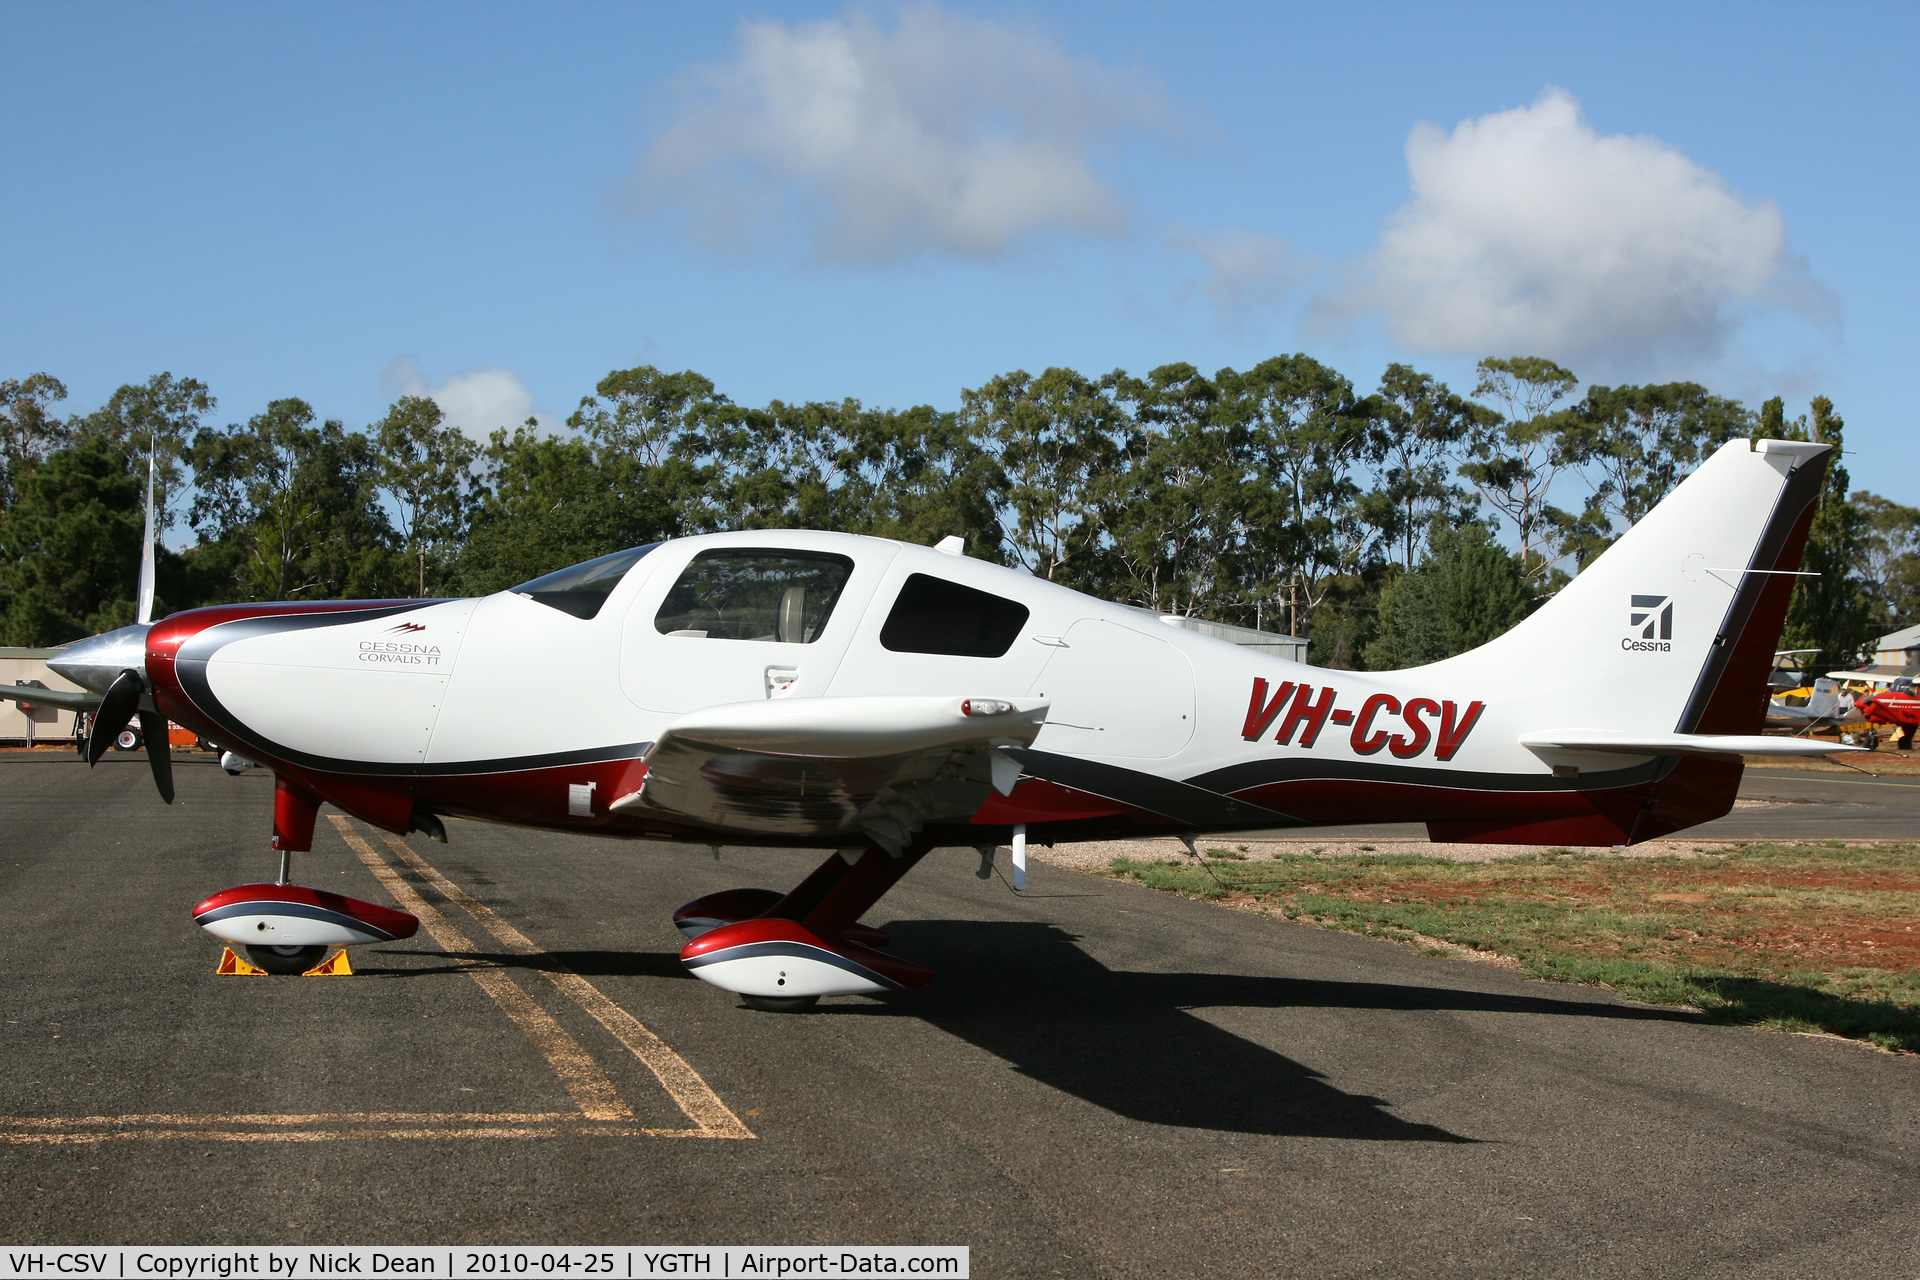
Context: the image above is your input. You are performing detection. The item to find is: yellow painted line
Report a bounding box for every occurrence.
[328,816,633,1123]
[6,818,753,1146]
[373,829,754,1140]
[0,1112,582,1127]
[0,1126,708,1146]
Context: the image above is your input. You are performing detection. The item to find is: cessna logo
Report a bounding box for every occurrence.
[1242,678,1484,761]
[387,622,427,634]
[1625,595,1672,652]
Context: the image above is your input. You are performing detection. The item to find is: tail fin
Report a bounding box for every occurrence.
[1806,678,1838,719]
[1419,438,1832,846]
[1442,437,1830,738]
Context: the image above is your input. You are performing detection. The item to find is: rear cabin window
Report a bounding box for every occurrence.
[512,543,661,619]
[879,574,1029,658]
[654,549,854,643]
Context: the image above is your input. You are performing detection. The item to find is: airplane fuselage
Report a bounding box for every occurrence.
[129,527,1749,852]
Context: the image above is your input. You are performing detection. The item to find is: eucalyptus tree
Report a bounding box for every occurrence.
[961,367,1120,585]
[1460,356,1579,584]
[1231,353,1384,636]
[571,365,727,467]
[187,399,400,602]
[1556,382,1749,567]
[1370,363,1485,568]
[69,373,214,536]
[674,393,1001,555]
[837,402,1004,555]
[1854,492,1920,631]
[1097,363,1245,619]
[0,373,70,513]
[683,399,808,533]
[1771,396,1872,669]
[453,420,681,596]
[372,395,482,596]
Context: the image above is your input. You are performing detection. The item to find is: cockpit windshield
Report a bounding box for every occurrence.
[510,544,662,619]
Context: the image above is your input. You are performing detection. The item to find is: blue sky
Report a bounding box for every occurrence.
[4,1,1915,520]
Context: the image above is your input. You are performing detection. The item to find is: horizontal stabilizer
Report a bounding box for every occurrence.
[1520,729,1865,758]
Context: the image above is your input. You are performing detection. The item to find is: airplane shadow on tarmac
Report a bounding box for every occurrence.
[835,920,1701,1144]
[375,921,1696,1144]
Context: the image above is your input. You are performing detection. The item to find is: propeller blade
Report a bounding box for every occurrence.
[85,669,143,766]
[136,709,174,804]
[135,446,157,626]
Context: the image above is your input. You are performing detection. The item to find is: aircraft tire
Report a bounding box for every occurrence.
[741,994,820,1013]
[246,944,328,975]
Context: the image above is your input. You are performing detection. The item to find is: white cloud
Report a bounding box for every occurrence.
[1171,226,1313,328]
[1325,88,1833,369]
[380,356,561,440]
[628,3,1167,263]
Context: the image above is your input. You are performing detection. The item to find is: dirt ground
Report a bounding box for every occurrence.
[1027,831,1783,871]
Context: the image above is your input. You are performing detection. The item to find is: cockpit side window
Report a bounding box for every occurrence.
[879,573,1029,657]
[654,549,855,643]
[512,543,662,619]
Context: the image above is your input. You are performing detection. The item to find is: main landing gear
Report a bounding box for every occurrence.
[190,774,420,972]
[674,844,936,1011]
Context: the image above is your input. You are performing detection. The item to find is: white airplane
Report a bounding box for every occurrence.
[32,437,1855,1005]
[1765,677,1855,731]
[1826,669,1918,689]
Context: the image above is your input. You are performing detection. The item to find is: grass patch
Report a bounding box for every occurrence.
[1108,843,1920,1052]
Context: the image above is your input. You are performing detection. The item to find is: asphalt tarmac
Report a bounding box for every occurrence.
[2,752,1916,1277]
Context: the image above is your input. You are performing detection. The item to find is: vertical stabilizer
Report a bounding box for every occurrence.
[1408,437,1833,846]
[1434,437,1831,739]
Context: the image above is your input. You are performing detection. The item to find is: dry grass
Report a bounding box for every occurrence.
[1071,840,1920,1052]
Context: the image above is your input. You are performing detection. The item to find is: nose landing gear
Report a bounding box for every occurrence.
[191,774,420,973]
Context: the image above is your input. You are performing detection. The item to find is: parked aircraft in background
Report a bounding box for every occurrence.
[1849,677,1920,750]
[21,438,1856,1006]
[1767,649,1820,692]
[1765,676,1857,733]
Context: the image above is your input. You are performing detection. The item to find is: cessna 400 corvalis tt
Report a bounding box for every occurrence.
[33,437,1853,1006]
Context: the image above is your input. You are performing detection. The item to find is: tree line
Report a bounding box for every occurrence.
[1,356,1908,673]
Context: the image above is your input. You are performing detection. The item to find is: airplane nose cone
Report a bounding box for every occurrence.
[48,623,152,694]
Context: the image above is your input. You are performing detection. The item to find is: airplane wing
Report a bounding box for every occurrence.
[0,685,100,712]
[611,695,1049,854]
